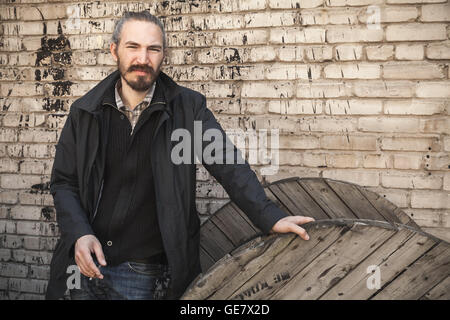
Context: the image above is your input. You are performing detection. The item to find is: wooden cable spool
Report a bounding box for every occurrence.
[182,177,450,300]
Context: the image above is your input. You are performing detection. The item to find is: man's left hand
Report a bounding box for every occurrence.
[270,216,315,240]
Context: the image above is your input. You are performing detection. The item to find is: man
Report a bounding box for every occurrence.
[46,11,314,300]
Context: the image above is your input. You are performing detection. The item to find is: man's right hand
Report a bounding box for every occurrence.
[74,235,107,279]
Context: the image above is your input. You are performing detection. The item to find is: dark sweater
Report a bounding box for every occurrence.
[92,99,165,266]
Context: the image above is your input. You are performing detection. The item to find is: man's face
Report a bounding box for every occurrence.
[110,20,165,92]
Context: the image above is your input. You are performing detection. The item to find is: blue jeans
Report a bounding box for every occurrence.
[69,260,171,300]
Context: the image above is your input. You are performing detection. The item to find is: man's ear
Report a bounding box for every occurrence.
[110,43,118,62]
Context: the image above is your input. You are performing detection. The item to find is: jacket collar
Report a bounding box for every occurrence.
[73,69,180,116]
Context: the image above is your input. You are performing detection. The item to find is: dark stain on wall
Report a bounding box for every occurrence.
[35,21,73,111]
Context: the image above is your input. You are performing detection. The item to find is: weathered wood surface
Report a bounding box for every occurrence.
[199,177,419,272]
[183,220,449,300]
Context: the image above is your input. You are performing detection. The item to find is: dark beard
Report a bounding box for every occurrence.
[117,57,160,92]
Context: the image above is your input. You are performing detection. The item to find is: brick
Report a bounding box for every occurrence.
[167,49,196,65]
[16,221,58,237]
[0,159,19,173]
[303,153,327,167]
[366,45,395,61]
[7,52,38,66]
[386,23,447,41]
[384,99,447,115]
[1,235,23,249]
[265,64,321,80]
[2,113,46,128]
[359,6,418,23]
[326,26,383,43]
[387,0,446,3]
[247,47,277,62]
[335,45,363,61]
[279,150,304,165]
[358,117,419,133]
[381,189,409,208]
[444,137,450,151]
[417,82,450,98]
[327,8,360,24]
[239,0,267,10]
[194,14,244,30]
[244,12,299,28]
[324,63,380,79]
[444,173,450,191]
[18,129,57,143]
[0,37,22,51]
[239,99,268,115]
[381,137,440,151]
[382,62,445,79]
[0,249,11,262]
[297,81,351,98]
[8,278,47,294]
[19,192,54,207]
[278,46,305,61]
[322,169,379,187]
[0,6,17,20]
[405,209,449,228]
[0,174,41,189]
[305,45,333,62]
[353,81,414,97]
[421,3,450,21]
[425,154,450,171]
[363,154,393,168]
[269,0,324,8]
[242,81,294,98]
[394,44,425,61]
[215,30,267,46]
[381,173,442,189]
[325,99,382,115]
[23,237,40,251]
[10,206,42,220]
[29,265,50,280]
[269,99,323,115]
[326,0,383,5]
[0,206,10,218]
[0,82,44,97]
[411,191,449,209]
[279,135,320,149]
[96,52,116,66]
[270,27,326,44]
[426,42,450,59]
[393,154,423,170]
[17,5,66,20]
[326,153,360,168]
[0,263,28,278]
[213,65,264,81]
[0,191,18,205]
[298,117,357,132]
[320,135,377,150]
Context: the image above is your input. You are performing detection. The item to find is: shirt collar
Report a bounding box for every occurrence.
[114,79,156,110]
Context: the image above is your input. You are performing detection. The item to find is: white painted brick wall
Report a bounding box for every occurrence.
[0,0,449,299]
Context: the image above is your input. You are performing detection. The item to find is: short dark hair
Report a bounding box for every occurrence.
[112,11,166,49]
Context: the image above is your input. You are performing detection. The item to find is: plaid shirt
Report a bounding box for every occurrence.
[114,79,156,134]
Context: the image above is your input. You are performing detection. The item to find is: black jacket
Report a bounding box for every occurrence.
[45,70,288,299]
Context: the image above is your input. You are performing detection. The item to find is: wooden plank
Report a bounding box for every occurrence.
[359,187,416,227]
[275,180,329,220]
[211,204,259,247]
[420,276,450,300]
[299,179,358,219]
[221,223,346,300]
[371,241,450,300]
[199,245,216,273]
[200,219,236,262]
[320,227,436,299]
[326,180,387,222]
[269,222,396,299]
[183,234,295,300]
[230,202,262,234]
[264,187,293,217]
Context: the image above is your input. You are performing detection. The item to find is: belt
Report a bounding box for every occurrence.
[129,252,167,264]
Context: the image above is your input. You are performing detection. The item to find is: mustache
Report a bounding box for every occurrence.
[128,65,154,73]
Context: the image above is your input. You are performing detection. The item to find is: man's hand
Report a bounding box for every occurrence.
[74,235,107,279]
[270,216,315,240]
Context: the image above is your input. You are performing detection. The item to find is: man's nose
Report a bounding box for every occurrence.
[136,49,149,64]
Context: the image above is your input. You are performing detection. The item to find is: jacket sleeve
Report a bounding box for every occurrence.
[194,95,288,235]
[50,107,94,257]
